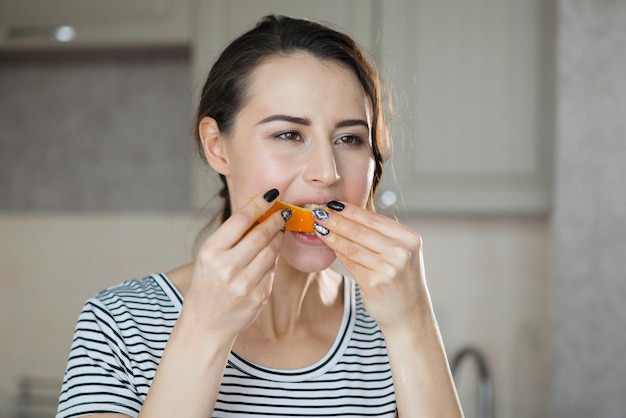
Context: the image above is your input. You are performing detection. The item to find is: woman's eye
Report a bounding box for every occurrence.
[335,135,363,146]
[275,131,302,141]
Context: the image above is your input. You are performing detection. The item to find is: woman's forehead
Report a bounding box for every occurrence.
[243,55,369,118]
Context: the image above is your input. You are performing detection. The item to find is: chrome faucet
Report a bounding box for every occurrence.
[450,346,493,418]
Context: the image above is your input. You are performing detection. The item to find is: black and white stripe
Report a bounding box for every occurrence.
[57,274,396,417]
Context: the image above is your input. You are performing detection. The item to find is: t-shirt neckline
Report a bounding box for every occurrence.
[152,272,356,382]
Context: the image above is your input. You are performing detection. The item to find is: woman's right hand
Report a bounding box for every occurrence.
[181,188,286,342]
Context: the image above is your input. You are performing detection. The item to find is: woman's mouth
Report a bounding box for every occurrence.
[257,201,319,232]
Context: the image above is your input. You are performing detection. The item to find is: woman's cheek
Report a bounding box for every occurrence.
[341,155,375,208]
[231,152,296,208]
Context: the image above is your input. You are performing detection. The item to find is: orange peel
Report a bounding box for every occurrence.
[257,200,317,232]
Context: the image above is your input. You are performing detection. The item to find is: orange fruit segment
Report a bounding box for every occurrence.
[257,200,316,232]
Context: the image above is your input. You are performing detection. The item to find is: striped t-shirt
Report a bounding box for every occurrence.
[56,273,397,417]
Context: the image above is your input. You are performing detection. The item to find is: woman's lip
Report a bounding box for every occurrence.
[289,230,327,246]
[290,197,338,207]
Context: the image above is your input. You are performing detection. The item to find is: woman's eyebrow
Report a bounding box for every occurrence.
[336,119,369,129]
[257,115,368,129]
[257,115,311,125]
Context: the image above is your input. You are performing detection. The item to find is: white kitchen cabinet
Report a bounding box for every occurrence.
[0,0,191,49]
[191,0,376,90]
[190,0,554,214]
[376,0,555,214]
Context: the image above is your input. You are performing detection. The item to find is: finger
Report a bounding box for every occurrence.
[325,201,417,247]
[236,223,284,286]
[247,247,281,302]
[319,217,384,259]
[326,237,400,293]
[235,208,285,258]
[210,209,284,281]
[313,204,420,274]
[314,207,396,256]
[323,226,404,274]
[209,188,282,249]
[329,235,381,273]
[215,232,281,310]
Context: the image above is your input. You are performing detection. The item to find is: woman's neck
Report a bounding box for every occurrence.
[257,259,343,338]
[167,259,344,369]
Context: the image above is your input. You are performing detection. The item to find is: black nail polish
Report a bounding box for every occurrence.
[327,201,345,211]
[263,188,279,202]
[281,208,292,222]
[312,208,329,222]
[313,222,329,236]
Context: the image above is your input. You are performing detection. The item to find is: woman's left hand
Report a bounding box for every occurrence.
[313,201,430,334]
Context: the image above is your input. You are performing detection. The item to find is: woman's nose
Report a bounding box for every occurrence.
[303,140,340,185]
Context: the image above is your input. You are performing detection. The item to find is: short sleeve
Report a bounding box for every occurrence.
[56,296,142,417]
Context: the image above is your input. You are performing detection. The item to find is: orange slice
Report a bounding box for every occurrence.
[257,200,316,232]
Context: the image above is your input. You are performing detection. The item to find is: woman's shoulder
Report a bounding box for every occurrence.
[87,273,179,315]
[93,273,161,298]
[75,273,180,340]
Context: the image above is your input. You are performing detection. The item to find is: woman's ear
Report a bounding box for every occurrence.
[199,116,230,176]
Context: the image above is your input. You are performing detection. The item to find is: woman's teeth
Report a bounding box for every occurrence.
[302,203,327,210]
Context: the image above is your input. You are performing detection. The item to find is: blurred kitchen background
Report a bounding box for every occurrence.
[1,0,624,417]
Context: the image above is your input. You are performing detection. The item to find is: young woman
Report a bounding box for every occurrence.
[57,15,463,418]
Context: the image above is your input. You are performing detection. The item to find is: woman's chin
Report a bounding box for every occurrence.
[278,236,337,273]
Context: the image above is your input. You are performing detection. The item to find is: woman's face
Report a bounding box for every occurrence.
[217,54,375,272]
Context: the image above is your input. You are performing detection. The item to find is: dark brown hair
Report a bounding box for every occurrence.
[194,15,391,224]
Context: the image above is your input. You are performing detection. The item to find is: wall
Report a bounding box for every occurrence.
[0,48,197,416]
[0,214,203,416]
[0,41,553,418]
[551,1,626,416]
[402,215,552,418]
[0,48,193,212]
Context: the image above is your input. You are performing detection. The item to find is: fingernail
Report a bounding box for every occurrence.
[312,208,329,222]
[280,226,286,233]
[327,201,345,211]
[263,188,279,202]
[313,222,329,236]
[281,208,292,222]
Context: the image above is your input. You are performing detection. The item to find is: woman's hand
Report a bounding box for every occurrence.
[312,201,429,334]
[313,201,464,417]
[182,188,287,342]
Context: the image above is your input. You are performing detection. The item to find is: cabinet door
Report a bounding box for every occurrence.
[191,0,553,215]
[376,0,555,214]
[191,0,376,210]
[0,0,190,48]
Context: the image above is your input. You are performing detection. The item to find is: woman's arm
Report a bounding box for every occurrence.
[313,201,463,417]
[383,292,463,417]
[57,190,285,418]
[137,315,233,417]
[138,190,286,417]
